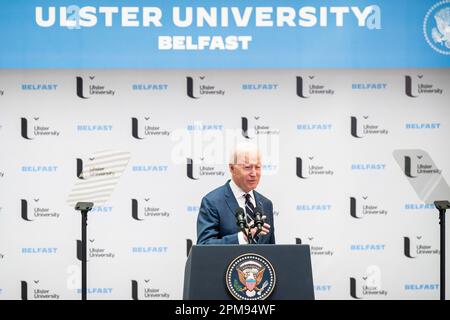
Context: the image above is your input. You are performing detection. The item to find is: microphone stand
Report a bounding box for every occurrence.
[247,228,257,244]
[242,221,256,244]
[74,202,93,301]
[434,200,449,301]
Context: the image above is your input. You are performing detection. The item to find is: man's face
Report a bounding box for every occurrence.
[229,152,261,193]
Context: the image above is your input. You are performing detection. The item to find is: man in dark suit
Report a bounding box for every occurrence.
[197,143,275,244]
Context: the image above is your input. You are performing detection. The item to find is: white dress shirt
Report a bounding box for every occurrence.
[229,179,256,244]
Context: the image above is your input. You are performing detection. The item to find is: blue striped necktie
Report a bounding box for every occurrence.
[244,193,255,224]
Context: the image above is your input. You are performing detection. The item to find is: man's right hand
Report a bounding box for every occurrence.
[242,216,271,242]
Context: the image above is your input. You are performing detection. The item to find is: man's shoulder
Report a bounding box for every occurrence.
[254,190,272,205]
[203,182,230,202]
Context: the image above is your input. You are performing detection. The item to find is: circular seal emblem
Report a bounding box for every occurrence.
[423,0,450,55]
[225,253,276,300]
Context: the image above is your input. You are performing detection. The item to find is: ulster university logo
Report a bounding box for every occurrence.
[393,149,444,195]
[132,117,149,139]
[350,196,388,219]
[186,76,199,99]
[131,117,170,139]
[241,116,280,139]
[131,198,149,221]
[186,158,198,180]
[76,76,90,99]
[131,197,170,220]
[402,154,441,178]
[404,236,439,258]
[186,158,225,180]
[21,280,60,300]
[423,1,450,55]
[21,117,60,139]
[296,237,334,257]
[296,156,334,179]
[76,157,96,179]
[76,76,115,98]
[131,280,170,300]
[296,76,334,98]
[404,75,420,97]
[76,238,115,261]
[131,280,148,300]
[404,75,443,97]
[186,76,225,99]
[21,199,61,221]
[404,236,418,258]
[403,155,419,178]
[296,76,310,98]
[76,158,86,179]
[296,157,309,179]
[226,254,276,300]
[242,116,254,139]
[350,266,387,299]
[21,199,35,221]
[21,117,36,139]
[350,116,388,138]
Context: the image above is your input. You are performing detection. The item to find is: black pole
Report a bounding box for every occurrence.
[439,208,445,301]
[74,202,93,301]
[248,229,256,244]
[81,210,88,301]
[434,200,449,301]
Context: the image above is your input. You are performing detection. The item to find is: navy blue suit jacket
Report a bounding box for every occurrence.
[196,180,275,244]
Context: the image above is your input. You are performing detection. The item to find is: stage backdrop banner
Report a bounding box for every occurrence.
[0,0,450,300]
[0,0,449,68]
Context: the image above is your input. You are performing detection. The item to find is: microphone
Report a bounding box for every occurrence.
[235,207,246,231]
[253,204,268,241]
[254,206,264,233]
[236,207,255,244]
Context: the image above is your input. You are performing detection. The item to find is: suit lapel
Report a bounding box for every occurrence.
[253,191,261,209]
[224,181,239,219]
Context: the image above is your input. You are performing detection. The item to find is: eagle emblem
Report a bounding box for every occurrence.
[424,1,450,54]
[431,7,450,48]
[237,262,268,298]
[226,254,276,300]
